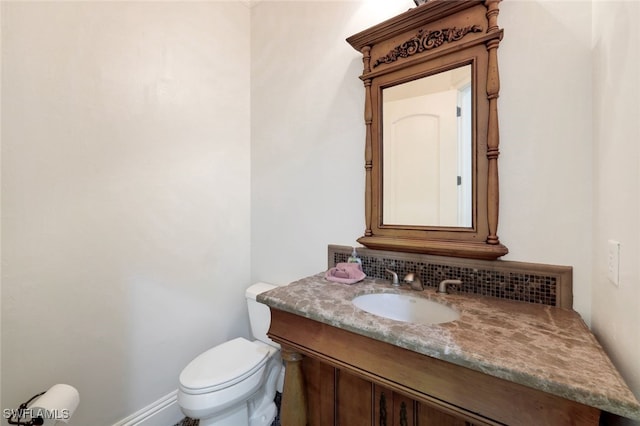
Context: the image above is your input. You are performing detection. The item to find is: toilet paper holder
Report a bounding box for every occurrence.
[7,390,46,425]
[7,384,79,426]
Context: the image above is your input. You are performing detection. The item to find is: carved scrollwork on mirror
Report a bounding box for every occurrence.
[347,0,508,260]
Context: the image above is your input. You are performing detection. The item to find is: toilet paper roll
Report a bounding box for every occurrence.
[28,384,79,425]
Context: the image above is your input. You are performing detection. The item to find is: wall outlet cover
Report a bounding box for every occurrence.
[607,239,620,286]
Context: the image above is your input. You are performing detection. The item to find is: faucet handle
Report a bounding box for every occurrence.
[385,269,400,286]
[404,273,424,291]
[438,279,462,294]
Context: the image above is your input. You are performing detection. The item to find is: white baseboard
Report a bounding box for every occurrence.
[112,390,184,426]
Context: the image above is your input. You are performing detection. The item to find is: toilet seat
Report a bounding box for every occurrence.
[179,337,271,395]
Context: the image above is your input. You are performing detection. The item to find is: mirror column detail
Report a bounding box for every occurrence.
[363,46,374,238]
[486,0,501,246]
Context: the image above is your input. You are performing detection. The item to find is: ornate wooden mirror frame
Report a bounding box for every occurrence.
[347,0,508,260]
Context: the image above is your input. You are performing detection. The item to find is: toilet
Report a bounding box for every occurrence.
[177,282,283,426]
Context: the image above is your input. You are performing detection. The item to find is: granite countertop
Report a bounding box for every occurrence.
[257,273,640,420]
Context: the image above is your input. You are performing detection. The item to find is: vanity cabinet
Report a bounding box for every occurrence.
[302,356,475,426]
[301,357,374,424]
[287,305,486,425]
[270,308,601,426]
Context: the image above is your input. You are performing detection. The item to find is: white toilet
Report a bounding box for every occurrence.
[177,282,283,426]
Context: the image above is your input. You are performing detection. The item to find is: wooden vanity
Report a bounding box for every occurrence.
[258,274,640,425]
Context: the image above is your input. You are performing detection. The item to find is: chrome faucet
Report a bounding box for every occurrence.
[438,279,462,294]
[385,269,400,286]
[403,273,424,291]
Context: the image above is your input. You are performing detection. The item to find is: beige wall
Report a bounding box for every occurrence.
[1,2,250,424]
[0,0,3,412]
[592,0,640,420]
[250,1,409,285]
[498,0,594,320]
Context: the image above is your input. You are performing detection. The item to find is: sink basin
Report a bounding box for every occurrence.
[352,293,459,325]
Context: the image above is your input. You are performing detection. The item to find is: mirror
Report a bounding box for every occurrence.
[347,0,508,260]
[382,65,472,228]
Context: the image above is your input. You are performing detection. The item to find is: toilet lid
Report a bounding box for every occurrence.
[179,337,270,394]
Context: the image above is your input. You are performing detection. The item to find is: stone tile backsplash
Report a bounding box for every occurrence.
[329,245,572,308]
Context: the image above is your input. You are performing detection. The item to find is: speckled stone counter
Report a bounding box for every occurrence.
[258,273,640,421]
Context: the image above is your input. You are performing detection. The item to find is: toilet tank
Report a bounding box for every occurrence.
[246,282,280,348]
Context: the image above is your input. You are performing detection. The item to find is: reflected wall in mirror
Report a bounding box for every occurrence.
[347,0,508,260]
[382,65,472,228]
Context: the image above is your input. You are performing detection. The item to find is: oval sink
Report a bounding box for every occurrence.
[352,293,459,325]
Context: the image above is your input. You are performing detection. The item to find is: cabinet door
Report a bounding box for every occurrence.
[416,402,472,426]
[375,385,415,426]
[375,385,475,426]
[302,356,336,425]
[336,369,374,425]
[302,359,480,426]
[374,385,393,426]
[395,394,414,426]
[302,363,374,426]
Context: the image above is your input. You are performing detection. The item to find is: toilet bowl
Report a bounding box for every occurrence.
[177,283,283,426]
